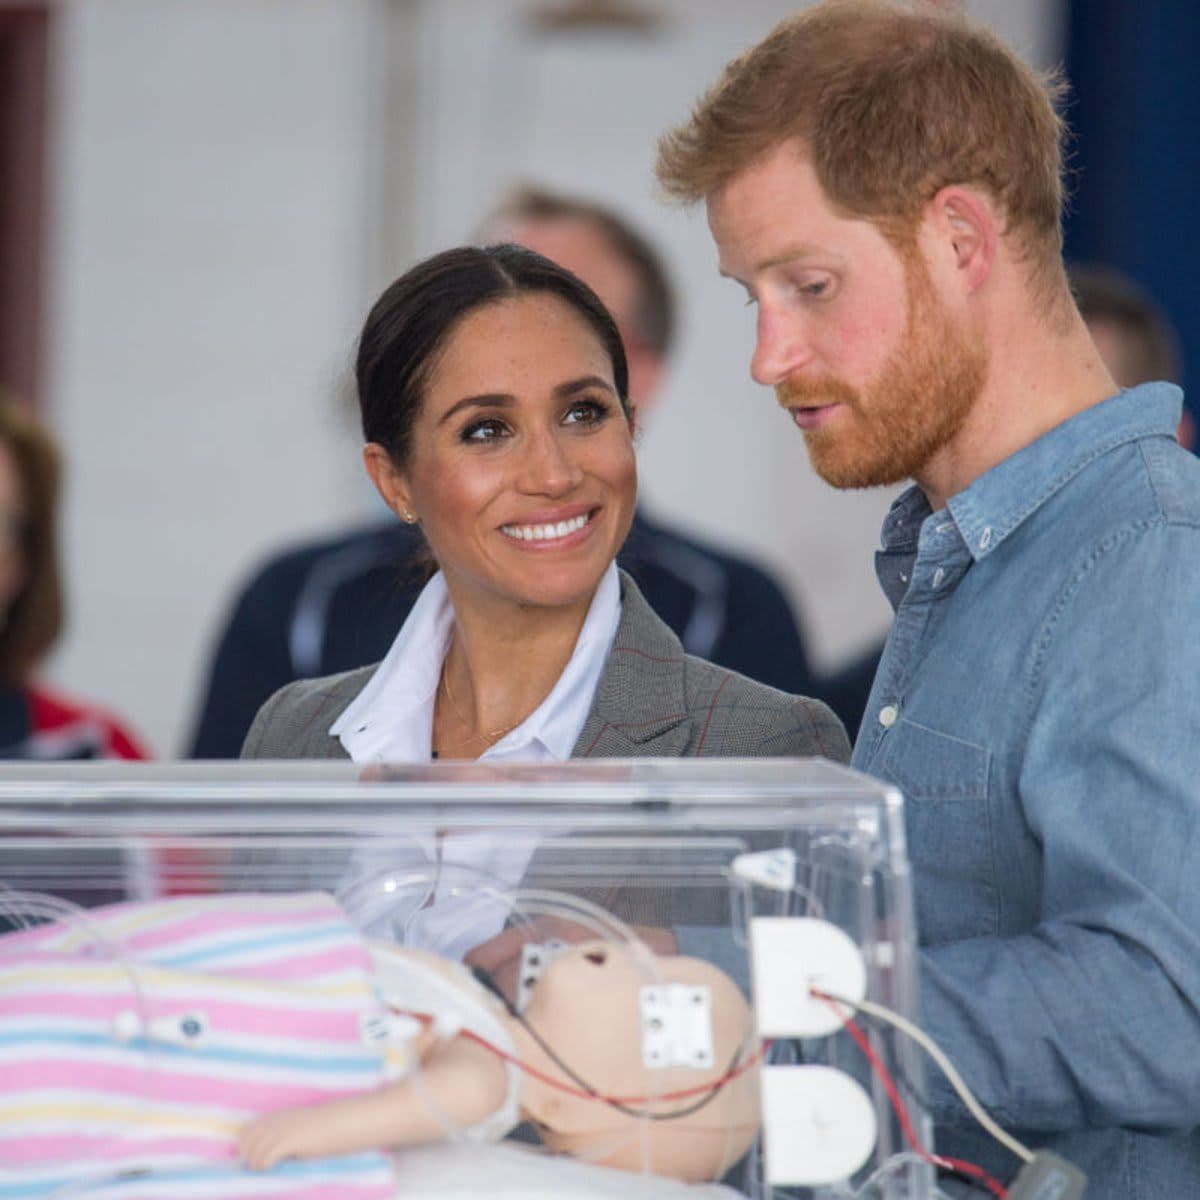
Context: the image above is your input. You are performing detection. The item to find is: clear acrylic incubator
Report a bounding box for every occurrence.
[0,758,937,1199]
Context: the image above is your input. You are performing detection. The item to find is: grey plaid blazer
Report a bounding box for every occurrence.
[238,573,848,930]
[241,572,849,763]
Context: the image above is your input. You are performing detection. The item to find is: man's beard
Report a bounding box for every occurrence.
[777,264,989,491]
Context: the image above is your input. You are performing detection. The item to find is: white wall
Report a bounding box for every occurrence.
[45,0,388,754]
[40,0,1062,755]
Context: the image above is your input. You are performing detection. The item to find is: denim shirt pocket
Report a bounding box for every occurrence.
[878,718,998,944]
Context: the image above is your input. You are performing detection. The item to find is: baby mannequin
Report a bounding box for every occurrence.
[240,938,761,1183]
[0,892,760,1195]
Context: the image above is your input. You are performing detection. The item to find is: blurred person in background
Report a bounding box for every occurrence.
[189,187,815,757]
[0,402,148,760]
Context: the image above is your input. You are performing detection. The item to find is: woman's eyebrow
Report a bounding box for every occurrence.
[437,394,515,425]
[555,374,616,398]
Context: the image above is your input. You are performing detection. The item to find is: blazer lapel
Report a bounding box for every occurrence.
[572,572,693,758]
[300,671,365,759]
[285,574,689,762]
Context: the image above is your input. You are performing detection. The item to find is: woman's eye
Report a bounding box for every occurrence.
[461,417,510,443]
[564,398,610,425]
[796,277,831,299]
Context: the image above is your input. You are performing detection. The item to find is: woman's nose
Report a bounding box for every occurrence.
[517,430,584,495]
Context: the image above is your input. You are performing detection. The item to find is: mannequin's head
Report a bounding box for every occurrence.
[513,940,761,1181]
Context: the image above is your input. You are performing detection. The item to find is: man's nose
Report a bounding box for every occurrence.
[750,307,814,387]
[517,429,584,495]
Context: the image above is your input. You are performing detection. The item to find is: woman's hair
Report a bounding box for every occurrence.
[357,243,631,466]
[656,0,1067,285]
[0,403,63,684]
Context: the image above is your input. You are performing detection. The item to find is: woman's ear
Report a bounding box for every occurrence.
[363,443,417,524]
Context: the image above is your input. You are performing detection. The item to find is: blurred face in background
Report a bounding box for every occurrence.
[367,292,637,621]
[492,216,666,415]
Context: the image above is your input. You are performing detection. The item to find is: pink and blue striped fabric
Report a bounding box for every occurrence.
[0,892,396,1199]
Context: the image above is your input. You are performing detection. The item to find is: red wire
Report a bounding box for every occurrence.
[814,993,1009,1199]
[459,1027,767,1105]
[391,1005,765,1106]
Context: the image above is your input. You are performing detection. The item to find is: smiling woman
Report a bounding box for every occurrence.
[241,244,847,767]
[365,291,636,628]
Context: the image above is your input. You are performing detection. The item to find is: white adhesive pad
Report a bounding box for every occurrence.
[749,916,867,1037]
[640,984,714,1069]
[761,1064,877,1186]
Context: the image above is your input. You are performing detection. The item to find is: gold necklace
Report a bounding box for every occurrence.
[433,664,527,756]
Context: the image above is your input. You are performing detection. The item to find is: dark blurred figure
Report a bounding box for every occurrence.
[821,263,1188,739]
[1071,263,1189,447]
[188,187,815,757]
[0,402,148,760]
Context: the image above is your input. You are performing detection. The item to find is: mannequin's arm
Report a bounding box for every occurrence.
[239,1035,510,1170]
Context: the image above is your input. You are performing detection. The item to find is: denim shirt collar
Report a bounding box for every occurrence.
[882,383,1183,566]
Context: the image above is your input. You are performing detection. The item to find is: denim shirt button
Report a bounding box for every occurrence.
[878,704,899,728]
[932,568,946,588]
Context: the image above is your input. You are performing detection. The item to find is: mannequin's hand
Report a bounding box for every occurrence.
[239,1107,326,1170]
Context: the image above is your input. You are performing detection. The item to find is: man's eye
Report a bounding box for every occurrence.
[797,278,830,298]
[564,398,610,425]
[461,418,509,442]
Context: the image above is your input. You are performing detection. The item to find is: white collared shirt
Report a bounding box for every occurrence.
[330,563,623,957]
[330,561,621,764]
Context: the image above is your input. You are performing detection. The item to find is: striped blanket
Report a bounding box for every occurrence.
[0,891,397,1199]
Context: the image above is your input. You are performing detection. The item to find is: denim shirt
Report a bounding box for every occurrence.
[852,384,1200,1198]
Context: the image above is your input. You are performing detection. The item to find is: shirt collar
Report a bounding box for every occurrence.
[487,562,622,762]
[880,383,1184,560]
[330,570,453,761]
[331,562,622,764]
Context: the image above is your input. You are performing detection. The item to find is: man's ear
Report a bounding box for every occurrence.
[363,443,416,522]
[926,184,997,295]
